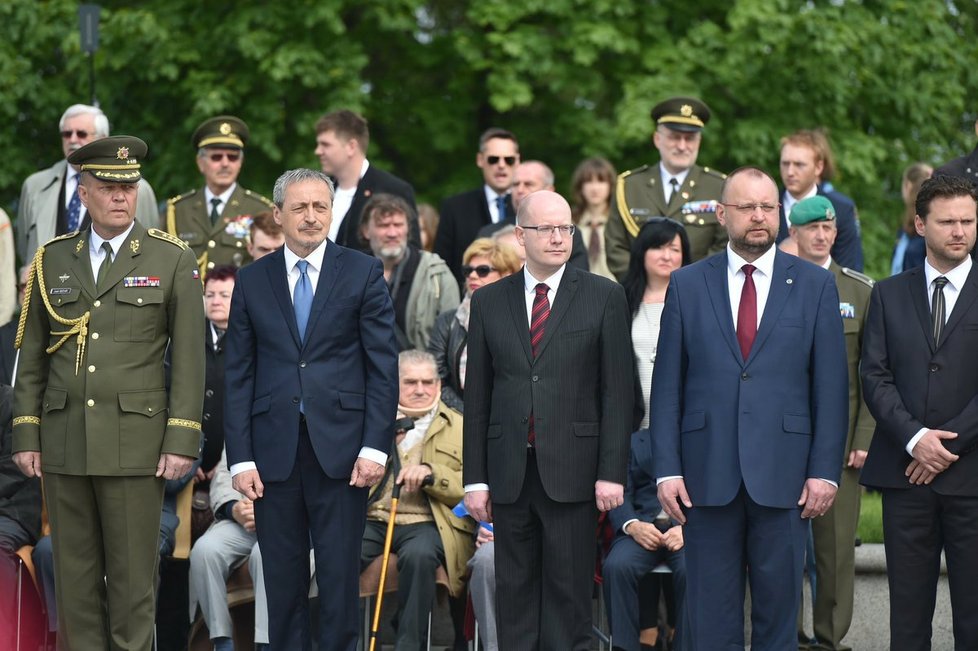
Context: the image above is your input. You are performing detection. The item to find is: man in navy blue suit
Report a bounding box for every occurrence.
[651,167,848,650]
[224,168,399,651]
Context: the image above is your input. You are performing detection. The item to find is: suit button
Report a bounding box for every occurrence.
[205,389,214,398]
[207,262,215,270]
[203,413,211,421]
[88,365,96,373]
[299,361,307,368]
[136,297,143,304]
[208,240,216,249]
[87,399,95,407]
[292,397,300,404]
[929,364,939,372]
[91,332,99,340]
[741,372,749,380]
[236,241,243,248]
[93,300,101,307]
[532,375,539,382]
[521,417,528,424]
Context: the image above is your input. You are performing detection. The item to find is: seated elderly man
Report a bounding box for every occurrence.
[361,350,474,649]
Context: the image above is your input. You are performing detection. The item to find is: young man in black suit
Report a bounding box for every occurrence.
[861,174,978,650]
[463,190,633,649]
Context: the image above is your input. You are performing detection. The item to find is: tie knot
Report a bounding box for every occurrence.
[210,197,222,207]
[535,283,549,296]
[296,260,309,275]
[101,241,113,257]
[934,276,949,290]
[742,264,756,277]
[669,177,679,187]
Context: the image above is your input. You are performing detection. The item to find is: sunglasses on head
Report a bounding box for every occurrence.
[486,155,517,166]
[208,151,241,163]
[462,264,496,278]
[61,129,90,139]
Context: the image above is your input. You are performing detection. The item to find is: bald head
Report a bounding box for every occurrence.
[512,160,555,208]
[516,190,573,278]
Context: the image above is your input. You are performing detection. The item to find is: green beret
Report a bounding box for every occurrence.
[67,135,146,183]
[791,196,836,226]
[193,115,249,149]
[651,97,711,132]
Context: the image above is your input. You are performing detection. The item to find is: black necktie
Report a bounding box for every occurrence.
[932,276,949,345]
[209,198,222,225]
[96,242,113,289]
[668,178,680,203]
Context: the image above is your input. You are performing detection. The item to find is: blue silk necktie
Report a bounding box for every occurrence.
[294,260,312,342]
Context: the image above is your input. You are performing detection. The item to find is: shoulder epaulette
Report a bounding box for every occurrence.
[41,231,82,247]
[243,189,275,208]
[841,267,874,287]
[148,228,190,250]
[701,166,727,180]
[619,164,649,181]
[167,189,197,205]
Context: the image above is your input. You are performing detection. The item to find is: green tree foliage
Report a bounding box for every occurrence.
[2,0,975,277]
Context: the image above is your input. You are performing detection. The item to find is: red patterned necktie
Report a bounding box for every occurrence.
[737,264,757,360]
[528,283,550,445]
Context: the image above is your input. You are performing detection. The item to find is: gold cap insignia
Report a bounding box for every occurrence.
[680,104,693,117]
[117,147,130,160]
[219,122,232,135]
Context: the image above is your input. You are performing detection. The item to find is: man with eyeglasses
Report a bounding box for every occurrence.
[16,104,160,266]
[776,129,864,271]
[464,190,633,649]
[651,167,848,649]
[605,96,727,280]
[166,115,274,274]
[434,128,520,279]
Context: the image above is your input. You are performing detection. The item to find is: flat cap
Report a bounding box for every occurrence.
[67,135,146,183]
[790,196,836,226]
[193,115,249,149]
[651,97,711,132]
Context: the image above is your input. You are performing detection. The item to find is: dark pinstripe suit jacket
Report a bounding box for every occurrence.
[462,266,634,504]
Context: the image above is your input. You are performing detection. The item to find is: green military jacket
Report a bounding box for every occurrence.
[605,163,726,280]
[165,184,273,274]
[12,222,205,476]
[830,261,876,458]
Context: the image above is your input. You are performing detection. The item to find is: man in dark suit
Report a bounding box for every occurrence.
[224,168,399,651]
[435,128,519,279]
[860,174,978,650]
[775,129,864,271]
[463,190,634,649]
[651,167,849,650]
[314,109,418,251]
[603,428,686,651]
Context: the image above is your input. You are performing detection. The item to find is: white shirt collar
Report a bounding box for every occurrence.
[283,237,328,274]
[783,184,818,221]
[924,254,972,291]
[659,163,690,190]
[90,221,136,258]
[524,264,566,293]
[726,243,776,278]
[204,183,237,208]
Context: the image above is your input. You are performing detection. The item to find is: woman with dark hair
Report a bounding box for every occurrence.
[570,156,618,280]
[890,162,933,275]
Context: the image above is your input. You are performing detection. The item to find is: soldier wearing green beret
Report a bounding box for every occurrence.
[605,96,727,280]
[788,194,874,651]
[12,136,205,651]
[166,115,274,274]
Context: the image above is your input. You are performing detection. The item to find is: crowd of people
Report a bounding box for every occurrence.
[1,96,977,651]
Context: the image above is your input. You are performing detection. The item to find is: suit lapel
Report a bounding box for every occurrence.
[505,273,533,363]
[303,243,342,348]
[640,168,670,218]
[906,267,935,351]
[747,250,794,363]
[266,248,303,348]
[936,263,978,348]
[95,223,146,299]
[532,267,579,361]
[70,231,97,300]
[703,253,742,364]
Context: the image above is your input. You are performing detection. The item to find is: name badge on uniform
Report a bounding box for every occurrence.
[123,276,161,288]
[840,302,855,319]
[680,199,718,215]
[49,287,71,295]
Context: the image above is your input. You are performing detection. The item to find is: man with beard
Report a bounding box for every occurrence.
[360,193,459,350]
[651,167,848,649]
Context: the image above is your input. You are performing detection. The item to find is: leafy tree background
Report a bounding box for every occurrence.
[2,0,975,278]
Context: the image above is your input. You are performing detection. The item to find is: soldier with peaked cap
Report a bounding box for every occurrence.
[605,96,727,280]
[166,115,274,274]
[788,195,874,651]
[12,135,205,651]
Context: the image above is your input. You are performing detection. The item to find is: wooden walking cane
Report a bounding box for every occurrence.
[368,481,401,651]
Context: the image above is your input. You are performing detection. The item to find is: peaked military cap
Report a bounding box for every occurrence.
[651,97,712,133]
[67,135,147,183]
[791,196,836,226]
[193,115,249,149]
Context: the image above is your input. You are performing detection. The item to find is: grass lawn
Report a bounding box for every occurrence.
[857,490,884,544]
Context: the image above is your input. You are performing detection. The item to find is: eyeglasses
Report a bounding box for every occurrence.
[719,202,780,215]
[462,264,497,278]
[60,129,90,139]
[486,155,517,166]
[208,152,241,163]
[519,224,576,238]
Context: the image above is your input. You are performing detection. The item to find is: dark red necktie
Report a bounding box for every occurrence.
[528,283,550,445]
[737,264,757,360]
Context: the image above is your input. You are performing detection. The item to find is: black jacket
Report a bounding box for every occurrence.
[429,309,467,413]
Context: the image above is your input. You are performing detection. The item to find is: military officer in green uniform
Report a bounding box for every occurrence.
[165,115,273,274]
[788,195,874,651]
[605,96,727,280]
[12,136,205,651]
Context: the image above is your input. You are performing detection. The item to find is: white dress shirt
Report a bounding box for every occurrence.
[906,255,974,454]
[230,238,387,477]
[328,159,369,242]
[483,185,510,224]
[88,222,135,278]
[204,183,238,220]
[659,164,690,204]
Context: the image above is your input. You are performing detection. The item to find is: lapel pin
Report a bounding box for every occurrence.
[59,273,70,283]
